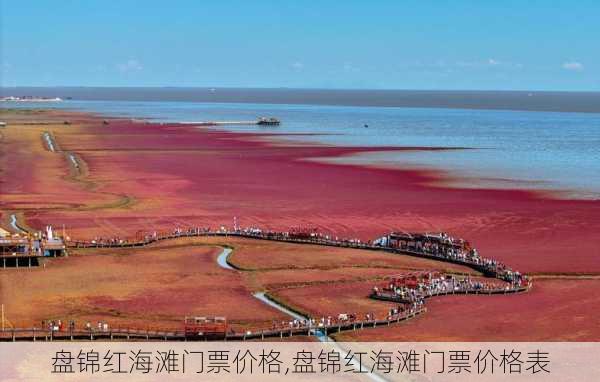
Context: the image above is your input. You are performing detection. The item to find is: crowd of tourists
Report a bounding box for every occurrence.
[42,319,75,332]
[256,304,426,336]
[41,320,110,333]
[372,271,529,303]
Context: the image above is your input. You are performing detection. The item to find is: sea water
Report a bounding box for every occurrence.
[3,95,600,199]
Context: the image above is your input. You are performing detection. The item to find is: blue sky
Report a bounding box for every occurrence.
[1,0,598,90]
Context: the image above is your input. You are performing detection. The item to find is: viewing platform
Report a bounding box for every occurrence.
[0,226,67,268]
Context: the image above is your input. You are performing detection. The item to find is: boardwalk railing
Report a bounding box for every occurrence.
[371,284,531,304]
[67,230,514,280]
[2,228,532,342]
[1,308,426,342]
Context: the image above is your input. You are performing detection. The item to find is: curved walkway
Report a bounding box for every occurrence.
[0,229,528,343]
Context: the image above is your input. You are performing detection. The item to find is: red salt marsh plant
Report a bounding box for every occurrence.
[0,244,288,332]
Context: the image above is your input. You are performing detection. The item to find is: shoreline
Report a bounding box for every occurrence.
[1,109,599,274]
[6,101,598,201]
[309,151,600,201]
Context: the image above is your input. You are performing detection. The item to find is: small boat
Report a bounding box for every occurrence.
[257,117,280,126]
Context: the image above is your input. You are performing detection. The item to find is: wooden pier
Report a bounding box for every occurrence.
[0,254,40,268]
[178,117,280,127]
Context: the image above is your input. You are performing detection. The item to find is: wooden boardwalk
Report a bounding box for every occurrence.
[1,228,530,341]
[67,230,507,279]
[0,309,426,342]
[371,285,530,304]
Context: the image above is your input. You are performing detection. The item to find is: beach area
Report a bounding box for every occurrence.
[1,107,599,341]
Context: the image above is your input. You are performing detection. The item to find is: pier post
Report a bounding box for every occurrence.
[33,328,36,342]
[261,331,264,340]
[353,323,356,331]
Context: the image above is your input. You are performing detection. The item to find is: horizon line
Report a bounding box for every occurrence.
[2,86,600,94]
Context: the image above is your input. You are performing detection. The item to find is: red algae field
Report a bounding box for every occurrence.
[1,109,599,341]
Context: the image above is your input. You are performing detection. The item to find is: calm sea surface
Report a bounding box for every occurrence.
[2,91,600,199]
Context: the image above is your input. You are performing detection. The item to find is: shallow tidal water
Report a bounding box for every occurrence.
[3,96,600,199]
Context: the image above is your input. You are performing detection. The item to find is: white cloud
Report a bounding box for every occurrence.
[117,59,143,73]
[562,62,584,71]
[488,58,499,66]
[291,62,304,71]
